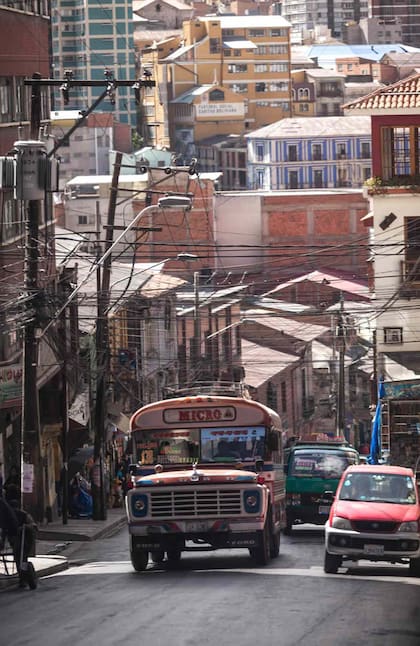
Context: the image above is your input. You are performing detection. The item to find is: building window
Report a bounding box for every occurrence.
[288,145,297,161]
[228,64,247,73]
[256,143,264,162]
[313,169,323,188]
[383,327,403,344]
[267,382,278,411]
[78,215,88,225]
[299,103,309,112]
[255,168,265,189]
[361,142,370,159]
[210,38,220,54]
[404,217,420,282]
[231,83,247,94]
[289,170,298,189]
[336,143,346,158]
[281,381,287,413]
[312,144,322,160]
[209,89,224,101]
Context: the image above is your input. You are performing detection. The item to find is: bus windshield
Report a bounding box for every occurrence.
[134,426,266,466]
[290,449,358,479]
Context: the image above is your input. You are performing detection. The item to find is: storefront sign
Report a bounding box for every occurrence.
[195,102,245,118]
[0,365,23,405]
[383,380,420,400]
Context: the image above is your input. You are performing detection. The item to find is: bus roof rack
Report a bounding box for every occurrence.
[164,382,248,399]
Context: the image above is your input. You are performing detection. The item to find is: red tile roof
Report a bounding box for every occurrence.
[343,72,420,112]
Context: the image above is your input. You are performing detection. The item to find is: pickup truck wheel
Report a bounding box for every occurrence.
[167,549,182,562]
[409,557,420,576]
[254,520,271,566]
[324,550,342,574]
[151,550,165,563]
[131,549,149,572]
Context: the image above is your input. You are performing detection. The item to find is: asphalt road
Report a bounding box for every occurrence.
[1,525,420,646]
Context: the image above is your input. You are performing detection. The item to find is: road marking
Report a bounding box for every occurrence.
[49,561,420,585]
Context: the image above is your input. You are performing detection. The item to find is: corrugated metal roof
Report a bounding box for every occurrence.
[246,115,371,140]
[241,339,299,388]
[264,270,369,300]
[74,259,183,334]
[243,309,329,341]
[171,85,214,103]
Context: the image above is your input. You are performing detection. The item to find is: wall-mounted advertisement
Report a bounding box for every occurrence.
[195,102,245,118]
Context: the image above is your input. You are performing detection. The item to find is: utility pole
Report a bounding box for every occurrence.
[20,72,45,521]
[336,294,346,440]
[92,151,122,520]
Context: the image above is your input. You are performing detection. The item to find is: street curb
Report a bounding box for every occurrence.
[37,514,127,542]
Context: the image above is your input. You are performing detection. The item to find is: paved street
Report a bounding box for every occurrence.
[2,523,420,646]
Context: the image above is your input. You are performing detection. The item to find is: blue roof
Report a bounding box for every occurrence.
[303,43,420,68]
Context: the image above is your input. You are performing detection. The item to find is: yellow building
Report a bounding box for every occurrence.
[140,15,292,160]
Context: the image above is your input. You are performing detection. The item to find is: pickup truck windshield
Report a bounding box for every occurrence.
[290,450,357,479]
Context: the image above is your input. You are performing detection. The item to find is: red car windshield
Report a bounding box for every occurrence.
[339,472,417,504]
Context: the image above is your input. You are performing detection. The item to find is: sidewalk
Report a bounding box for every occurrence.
[0,508,127,590]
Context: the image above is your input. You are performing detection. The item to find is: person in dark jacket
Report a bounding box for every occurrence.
[0,496,19,552]
[3,465,20,503]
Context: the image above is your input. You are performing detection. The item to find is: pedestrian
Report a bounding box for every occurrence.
[3,465,20,503]
[0,496,18,553]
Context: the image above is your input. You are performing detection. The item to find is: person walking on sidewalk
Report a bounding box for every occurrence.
[0,496,19,552]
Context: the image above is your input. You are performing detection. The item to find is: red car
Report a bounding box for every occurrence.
[324,464,420,575]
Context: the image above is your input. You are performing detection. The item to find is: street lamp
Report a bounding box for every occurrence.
[39,195,193,340]
[97,195,193,268]
[92,195,192,520]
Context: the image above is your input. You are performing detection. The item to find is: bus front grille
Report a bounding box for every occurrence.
[150,489,242,518]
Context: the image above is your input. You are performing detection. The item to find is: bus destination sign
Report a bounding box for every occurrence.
[163,406,236,424]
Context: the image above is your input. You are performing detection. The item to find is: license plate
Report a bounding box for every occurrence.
[364,544,384,555]
[319,505,331,514]
[185,521,209,532]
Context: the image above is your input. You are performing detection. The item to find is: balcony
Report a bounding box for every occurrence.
[364,174,420,196]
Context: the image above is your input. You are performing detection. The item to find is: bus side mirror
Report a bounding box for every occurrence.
[129,463,138,475]
[255,459,264,472]
[267,431,279,452]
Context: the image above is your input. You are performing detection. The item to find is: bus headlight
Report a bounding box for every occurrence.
[131,494,148,517]
[244,490,261,513]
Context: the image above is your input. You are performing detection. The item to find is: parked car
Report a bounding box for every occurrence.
[324,464,420,575]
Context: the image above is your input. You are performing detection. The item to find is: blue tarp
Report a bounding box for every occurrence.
[368,381,385,464]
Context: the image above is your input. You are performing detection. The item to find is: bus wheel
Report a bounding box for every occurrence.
[151,550,165,563]
[131,549,149,572]
[254,520,271,566]
[324,550,342,574]
[167,549,182,562]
